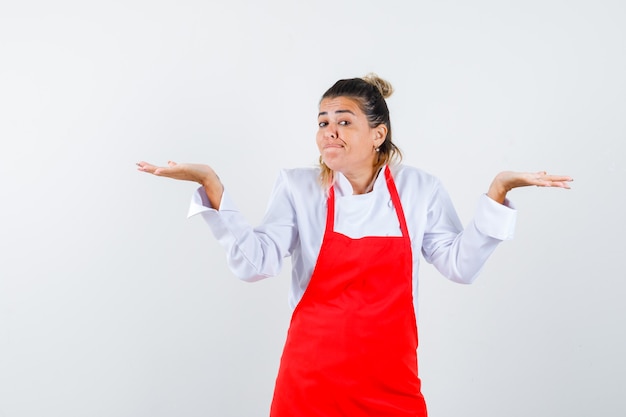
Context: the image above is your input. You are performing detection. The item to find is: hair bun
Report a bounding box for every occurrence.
[362,73,394,99]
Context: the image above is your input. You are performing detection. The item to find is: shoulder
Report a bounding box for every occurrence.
[389,165,451,216]
[389,164,441,191]
[280,166,320,180]
[278,166,320,186]
[275,166,324,196]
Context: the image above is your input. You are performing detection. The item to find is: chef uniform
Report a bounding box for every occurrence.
[188,164,517,416]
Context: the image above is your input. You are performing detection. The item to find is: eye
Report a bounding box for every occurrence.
[318,121,328,128]
[338,120,350,126]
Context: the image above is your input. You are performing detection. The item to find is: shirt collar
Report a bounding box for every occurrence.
[334,166,386,197]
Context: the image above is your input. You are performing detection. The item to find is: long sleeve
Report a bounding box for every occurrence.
[420,179,517,284]
[187,164,518,310]
[188,170,299,282]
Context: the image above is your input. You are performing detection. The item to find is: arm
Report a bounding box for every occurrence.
[421,182,515,284]
[194,170,299,281]
[422,171,572,284]
[138,161,299,281]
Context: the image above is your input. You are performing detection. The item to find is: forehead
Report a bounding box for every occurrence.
[318,96,364,116]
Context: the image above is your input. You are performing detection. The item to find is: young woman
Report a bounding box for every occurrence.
[137,74,572,416]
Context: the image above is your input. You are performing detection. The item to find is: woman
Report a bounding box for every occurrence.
[137,74,572,416]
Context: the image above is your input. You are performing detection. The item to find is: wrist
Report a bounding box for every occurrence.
[487,178,508,204]
[201,171,224,209]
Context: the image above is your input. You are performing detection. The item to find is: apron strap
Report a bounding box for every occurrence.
[325,186,336,235]
[384,166,410,239]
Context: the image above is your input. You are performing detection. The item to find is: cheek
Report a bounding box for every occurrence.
[315,132,324,149]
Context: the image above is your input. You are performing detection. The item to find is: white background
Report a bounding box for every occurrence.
[1,1,625,416]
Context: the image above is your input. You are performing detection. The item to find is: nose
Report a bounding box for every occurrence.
[325,126,337,139]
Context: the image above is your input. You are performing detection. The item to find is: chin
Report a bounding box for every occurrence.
[321,159,342,172]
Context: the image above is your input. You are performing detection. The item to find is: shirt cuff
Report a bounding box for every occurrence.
[187,186,235,218]
[474,194,517,240]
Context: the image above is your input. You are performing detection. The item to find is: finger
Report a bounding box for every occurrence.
[535,179,572,189]
[153,164,188,178]
[167,160,178,167]
[534,170,573,181]
[547,181,572,189]
[534,180,553,187]
[153,167,175,176]
[544,175,574,182]
[539,174,574,188]
[136,161,159,173]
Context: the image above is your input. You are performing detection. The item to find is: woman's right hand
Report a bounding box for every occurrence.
[137,161,224,208]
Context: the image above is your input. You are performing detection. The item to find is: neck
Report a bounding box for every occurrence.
[343,166,381,195]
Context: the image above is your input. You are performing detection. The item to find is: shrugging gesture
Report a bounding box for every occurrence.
[137,73,573,417]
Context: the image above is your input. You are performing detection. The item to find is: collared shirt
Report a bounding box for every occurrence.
[188,164,517,312]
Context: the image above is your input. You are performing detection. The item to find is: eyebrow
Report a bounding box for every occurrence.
[318,109,356,117]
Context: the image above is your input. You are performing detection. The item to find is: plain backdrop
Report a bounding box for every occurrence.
[1,1,625,416]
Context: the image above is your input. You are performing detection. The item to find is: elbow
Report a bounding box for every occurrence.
[433,251,483,284]
[446,254,486,284]
[222,232,287,283]
[227,250,281,283]
[447,270,480,285]
[428,247,482,285]
[236,273,269,283]
[228,262,275,283]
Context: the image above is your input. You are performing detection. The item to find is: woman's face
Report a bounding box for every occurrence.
[316,96,386,177]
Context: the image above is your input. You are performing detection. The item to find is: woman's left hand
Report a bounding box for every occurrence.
[487,171,573,204]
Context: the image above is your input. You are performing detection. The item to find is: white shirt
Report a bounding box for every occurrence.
[188,164,517,312]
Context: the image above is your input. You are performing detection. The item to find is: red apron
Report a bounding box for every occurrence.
[270,166,427,417]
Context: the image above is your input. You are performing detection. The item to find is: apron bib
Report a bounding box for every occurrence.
[270,166,427,416]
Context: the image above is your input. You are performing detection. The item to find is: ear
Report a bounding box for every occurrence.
[373,124,388,149]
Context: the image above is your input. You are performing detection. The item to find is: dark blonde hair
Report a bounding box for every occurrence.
[318,73,402,188]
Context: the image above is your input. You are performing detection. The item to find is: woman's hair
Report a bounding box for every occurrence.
[318,73,402,188]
